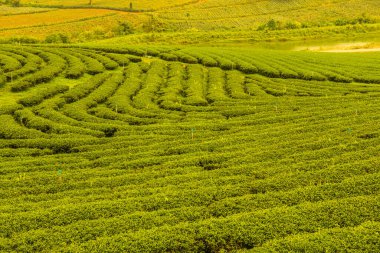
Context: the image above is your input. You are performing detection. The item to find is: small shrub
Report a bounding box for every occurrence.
[45,34,70,44]
[114,21,134,36]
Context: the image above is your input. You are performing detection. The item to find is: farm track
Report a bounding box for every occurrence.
[0,45,379,252]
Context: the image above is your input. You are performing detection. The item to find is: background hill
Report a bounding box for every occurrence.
[154,0,380,31]
[0,0,379,43]
[21,0,199,10]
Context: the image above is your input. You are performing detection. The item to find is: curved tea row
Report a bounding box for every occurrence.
[0,45,379,252]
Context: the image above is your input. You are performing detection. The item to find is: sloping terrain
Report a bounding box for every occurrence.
[0,45,379,252]
[21,0,200,10]
[1,0,379,41]
[0,7,147,40]
[155,0,380,30]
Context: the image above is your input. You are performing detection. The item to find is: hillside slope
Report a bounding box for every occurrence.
[1,0,380,41]
[0,7,147,41]
[21,0,201,10]
[154,0,380,31]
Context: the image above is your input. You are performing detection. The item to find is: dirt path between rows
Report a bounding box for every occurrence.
[321,48,380,52]
[296,42,380,53]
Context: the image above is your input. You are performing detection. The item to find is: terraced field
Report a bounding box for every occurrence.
[154,0,380,31]
[0,5,55,15]
[0,8,147,40]
[22,0,198,10]
[0,45,380,252]
[2,0,380,41]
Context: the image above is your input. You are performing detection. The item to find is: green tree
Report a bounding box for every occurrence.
[285,21,301,29]
[114,21,134,35]
[7,0,20,7]
[45,33,70,44]
[267,19,277,30]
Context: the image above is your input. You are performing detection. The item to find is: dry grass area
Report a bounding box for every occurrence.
[21,0,198,10]
[155,0,380,30]
[1,0,379,42]
[0,9,120,29]
[296,42,380,52]
[0,5,55,15]
[0,8,148,40]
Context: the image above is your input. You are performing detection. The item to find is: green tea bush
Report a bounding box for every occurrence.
[0,115,48,139]
[158,62,185,111]
[253,221,380,252]
[4,53,42,81]
[56,52,87,79]
[63,196,379,252]
[77,49,119,70]
[172,51,198,64]
[45,33,70,44]
[18,84,69,107]
[1,45,380,253]
[0,53,22,72]
[184,64,208,105]
[181,50,218,67]
[0,104,23,115]
[133,61,165,110]
[159,53,178,62]
[107,64,143,113]
[63,73,110,103]
[225,70,250,99]
[104,53,131,67]
[207,67,229,102]
[69,50,105,75]
[0,74,5,87]
[10,52,66,92]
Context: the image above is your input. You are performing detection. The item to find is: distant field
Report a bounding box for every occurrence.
[21,0,199,10]
[88,23,380,46]
[0,9,120,29]
[0,0,379,41]
[0,5,55,15]
[156,0,380,30]
[0,45,379,252]
[0,8,148,40]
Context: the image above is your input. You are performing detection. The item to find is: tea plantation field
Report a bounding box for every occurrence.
[0,45,379,252]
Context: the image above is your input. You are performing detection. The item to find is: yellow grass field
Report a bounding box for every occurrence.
[1,0,379,41]
[22,0,198,10]
[0,9,122,29]
[0,5,55,15]
[156,0,380,31]
[0,7,149,41]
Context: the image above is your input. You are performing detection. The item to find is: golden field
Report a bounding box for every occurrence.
[0,0,379,41]
[155,0,380,31]
[0,9,122,29]
[21,0,198,10]
[0,5,54,15]
[0,8,148,41]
